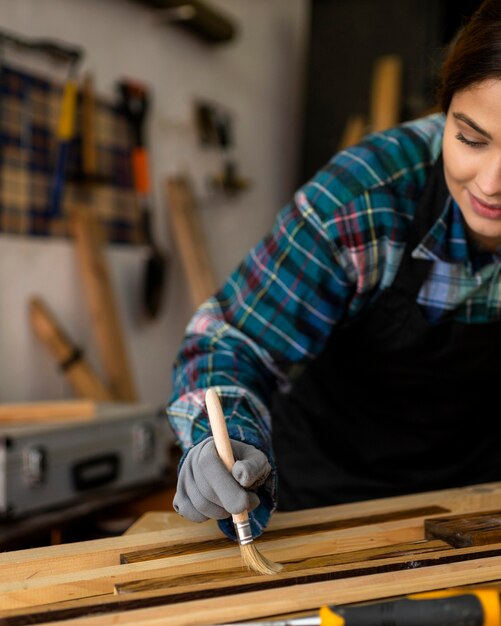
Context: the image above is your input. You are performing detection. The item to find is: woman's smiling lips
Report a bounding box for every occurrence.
[469,192,501,219]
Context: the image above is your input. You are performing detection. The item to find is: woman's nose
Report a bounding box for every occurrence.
[475,154,501,198]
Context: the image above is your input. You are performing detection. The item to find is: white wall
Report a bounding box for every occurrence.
[0,0,310,405]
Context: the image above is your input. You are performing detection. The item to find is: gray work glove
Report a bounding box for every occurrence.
[173,436,272,522]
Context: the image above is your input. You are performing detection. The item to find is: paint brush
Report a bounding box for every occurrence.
[205,387,283,575]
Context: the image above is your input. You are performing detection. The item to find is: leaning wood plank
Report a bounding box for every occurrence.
[369,54,402,132]
[0,400,97,423]
[338,114,366,150]
[1,482,501,584]
[28,555,501,626]
[166,176,217,308]
[425,510,501,547]
[72,207,137,402]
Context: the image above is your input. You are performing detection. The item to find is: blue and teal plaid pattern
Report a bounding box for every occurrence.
[167,113,501,538]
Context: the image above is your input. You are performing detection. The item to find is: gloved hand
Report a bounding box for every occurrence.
[173,436,272,522]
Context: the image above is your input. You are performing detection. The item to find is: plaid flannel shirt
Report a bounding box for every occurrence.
[167,112,501,538]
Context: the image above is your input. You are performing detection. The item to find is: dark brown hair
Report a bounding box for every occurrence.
[438,0,501,111]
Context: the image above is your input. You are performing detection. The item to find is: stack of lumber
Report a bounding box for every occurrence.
[2,483,501,625]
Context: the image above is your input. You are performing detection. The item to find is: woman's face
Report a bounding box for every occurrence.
[442,78,501,251]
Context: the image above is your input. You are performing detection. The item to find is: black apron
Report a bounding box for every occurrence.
[271,156,501,511]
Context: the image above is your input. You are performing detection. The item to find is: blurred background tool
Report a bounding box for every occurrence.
[0,29,83,66]
[118,80,168,320]
[224,588,501,626]
[139,0,237,45]
[44,43,84,219]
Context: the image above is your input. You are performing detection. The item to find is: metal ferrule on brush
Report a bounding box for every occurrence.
[234,520,253,545]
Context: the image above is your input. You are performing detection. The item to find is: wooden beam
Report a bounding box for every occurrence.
[0,399,97,424]
[369,54,402,132]
[71,208,137,402]
[166,176,217,308]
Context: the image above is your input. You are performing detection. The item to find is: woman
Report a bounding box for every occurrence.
[169,0,501,539]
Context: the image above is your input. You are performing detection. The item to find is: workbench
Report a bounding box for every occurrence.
[1,482,501,625]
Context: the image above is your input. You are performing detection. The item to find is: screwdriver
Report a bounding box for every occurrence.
[222,588,501,626]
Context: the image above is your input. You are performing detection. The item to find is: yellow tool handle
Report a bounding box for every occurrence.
[320,589,500,626]
[57,79,78,140]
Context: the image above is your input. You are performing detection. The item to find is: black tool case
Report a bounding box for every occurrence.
[0,404,174,519]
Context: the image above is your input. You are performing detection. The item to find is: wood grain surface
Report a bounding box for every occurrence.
[425,509,501,547]
[2,483,501,625]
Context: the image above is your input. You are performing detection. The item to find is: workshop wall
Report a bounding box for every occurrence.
[0,0,309,404]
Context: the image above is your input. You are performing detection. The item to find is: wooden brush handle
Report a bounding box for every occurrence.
[205,388,248,525]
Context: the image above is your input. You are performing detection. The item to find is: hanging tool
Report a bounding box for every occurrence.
[0,29,83,67]
[223,588,501,626]
[117,79,168,320]
[47,56,82,218]
[29,297,114,402]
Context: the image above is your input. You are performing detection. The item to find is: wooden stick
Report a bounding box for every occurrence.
[338,114,366,150]
[370,54,402,132]
[71,207,137,402]
[29,297,114,402]
[166,176,217,308]
[0,399,97,424]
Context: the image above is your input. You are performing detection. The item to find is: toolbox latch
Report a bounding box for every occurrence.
[22,446,48,487]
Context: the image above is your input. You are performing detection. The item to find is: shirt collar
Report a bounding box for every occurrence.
[412,196,471,264]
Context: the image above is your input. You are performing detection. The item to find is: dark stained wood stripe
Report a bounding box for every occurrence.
[116,539,449,594]
[4,544,501,626]
[121,505,449,564]
[425,510,501,547]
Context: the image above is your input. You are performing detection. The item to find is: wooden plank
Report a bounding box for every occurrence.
[71,207,137,402]
[116,539,450,595]
[0,517,434,609]
[121,505,447,563]
[2,483,501,618]
[425,510,501,547]
[338,114,366,150]
[0,400,97,424]
[166,176,217,308]
[369,54,402,132]
[1,482,501,583]
[123,511,192,535]
[29,297,114,402]
[12,554,501,626]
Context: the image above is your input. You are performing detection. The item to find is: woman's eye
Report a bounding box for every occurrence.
[455,132,486,148]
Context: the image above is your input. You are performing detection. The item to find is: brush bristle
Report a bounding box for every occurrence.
[239,542,283,575]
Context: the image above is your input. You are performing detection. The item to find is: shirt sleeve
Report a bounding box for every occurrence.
[167,187,357,538]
